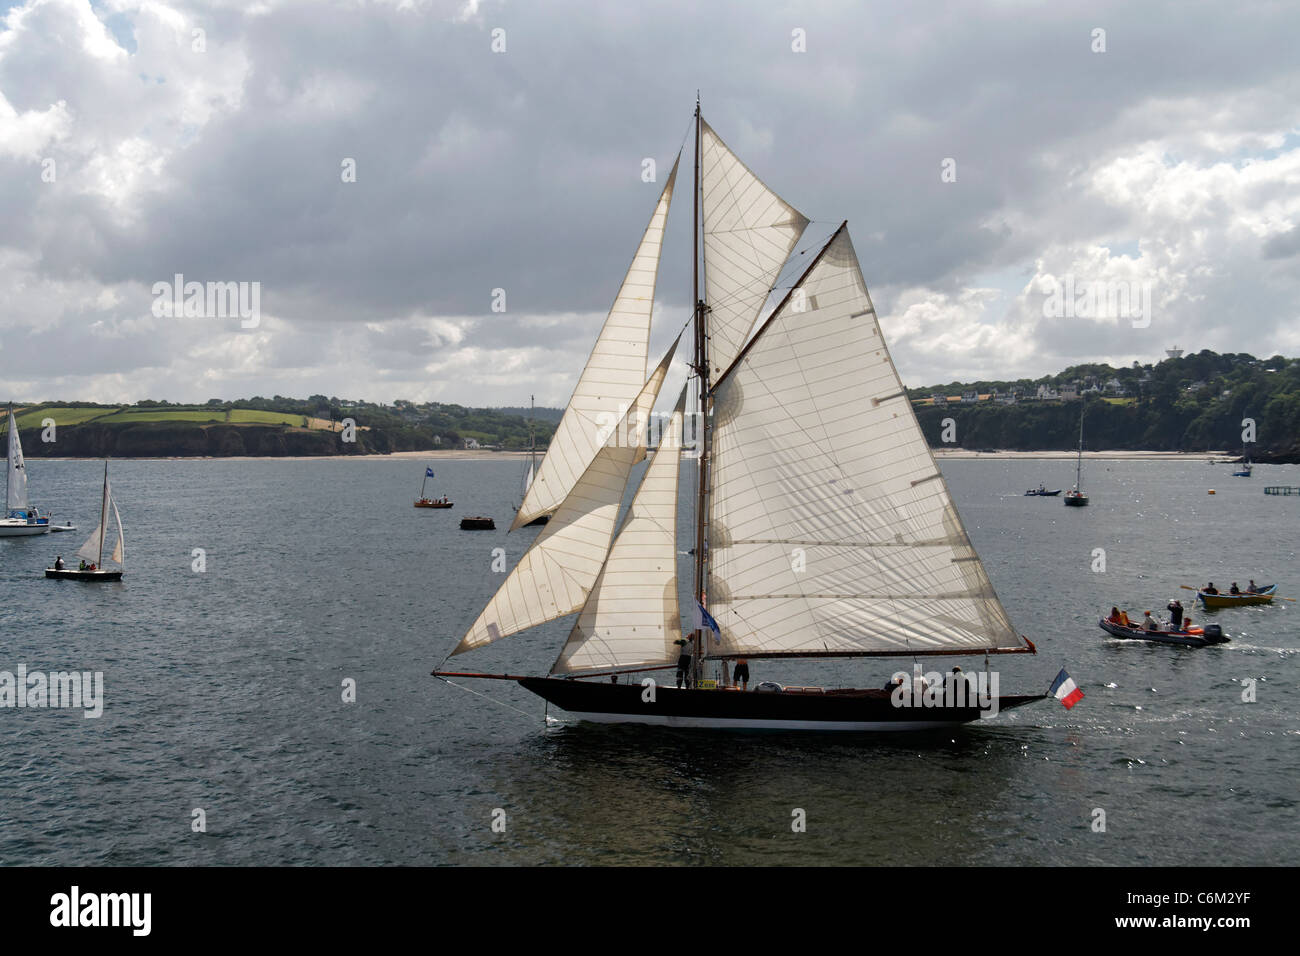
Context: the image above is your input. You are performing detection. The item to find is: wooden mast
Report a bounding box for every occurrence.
[691,97,709,686]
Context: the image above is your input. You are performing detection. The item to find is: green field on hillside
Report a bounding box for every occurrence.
[228,409,310,426]
[94,408,227,424]
[4,406,118,431]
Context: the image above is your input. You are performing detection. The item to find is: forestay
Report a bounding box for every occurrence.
[706,227,1027,657]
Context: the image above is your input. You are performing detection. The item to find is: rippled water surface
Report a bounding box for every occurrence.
[1,456,1296,865]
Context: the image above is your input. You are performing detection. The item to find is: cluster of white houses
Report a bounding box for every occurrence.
[920,375,1130,407]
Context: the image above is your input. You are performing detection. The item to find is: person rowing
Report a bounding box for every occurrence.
[1202,582,1219,595]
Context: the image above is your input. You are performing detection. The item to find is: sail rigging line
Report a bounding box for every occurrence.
[711,222,845,392]
[433,674,556,725]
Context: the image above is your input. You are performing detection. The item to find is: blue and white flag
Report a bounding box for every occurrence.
[696,601,721,643]
[425,467,435,478]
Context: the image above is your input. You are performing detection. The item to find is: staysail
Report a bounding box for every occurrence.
[706,226,1028,657]
[6,406,29,514]
[453,342,677,655]
[550,395,686,675]
[512,156,680,529]
[700,119,808,378]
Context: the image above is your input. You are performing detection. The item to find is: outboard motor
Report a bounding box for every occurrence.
[1202,623,1228,644]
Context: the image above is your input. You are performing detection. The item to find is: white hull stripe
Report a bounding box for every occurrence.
[570,711,970,732]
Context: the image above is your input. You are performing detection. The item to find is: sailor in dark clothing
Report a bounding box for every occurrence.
[732,657,750,691]
[1203,583,1219,595]
[1166,599,1184,629]
[1230,582,1241,595]
[674,639,692,689]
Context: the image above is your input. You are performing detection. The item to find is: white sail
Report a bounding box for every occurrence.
[6,407,30,513]
[453,343,677,656]
[512,157,680,529]
[551,398,685,675]
[76,470,111,564]
[110,497,124,566]
[700,119,808,378]
[706,227,1027,657]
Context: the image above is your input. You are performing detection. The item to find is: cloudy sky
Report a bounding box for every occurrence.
[1,0,1298,409]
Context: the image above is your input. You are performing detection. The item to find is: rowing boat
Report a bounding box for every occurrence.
[1197,584,1275,608]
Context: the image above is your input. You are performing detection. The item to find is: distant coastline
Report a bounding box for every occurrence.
[29,449,1240,462]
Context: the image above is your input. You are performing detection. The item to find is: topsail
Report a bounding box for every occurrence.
[700,120,808,378]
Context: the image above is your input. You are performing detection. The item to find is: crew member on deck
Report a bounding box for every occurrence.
[674,638,692,690]
[733,657,750,691]
[54,556,64,571]
[1143,611,1159,631]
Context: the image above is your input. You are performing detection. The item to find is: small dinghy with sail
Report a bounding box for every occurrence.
[512,396,549,526]
[46,462,124,581]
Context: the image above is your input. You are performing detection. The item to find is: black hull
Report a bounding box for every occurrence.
[45,568,123,581]
[1063,495,1089,506]
[518,677,1044,732]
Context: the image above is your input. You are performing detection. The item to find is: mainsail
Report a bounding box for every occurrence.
[6,406,29,514]
[453,342,677,655]
[705,225,1027,658]
[700,119,809,378]
[512,156,680,529]
[551,395,686,675]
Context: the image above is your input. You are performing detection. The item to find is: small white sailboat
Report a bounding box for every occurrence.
[47,462,124,581]
[513,395,548,526]
[1063,401,1089,506]
[0,403,53,536]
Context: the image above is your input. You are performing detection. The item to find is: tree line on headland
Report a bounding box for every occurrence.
[6,350,1297,460]
[5,395,558,458]
[910,351,1300,461]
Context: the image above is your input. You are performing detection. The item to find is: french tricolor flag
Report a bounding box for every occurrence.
[1050,668,1084,709]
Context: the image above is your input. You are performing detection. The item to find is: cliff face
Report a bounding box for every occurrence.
[19,423,415,457]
